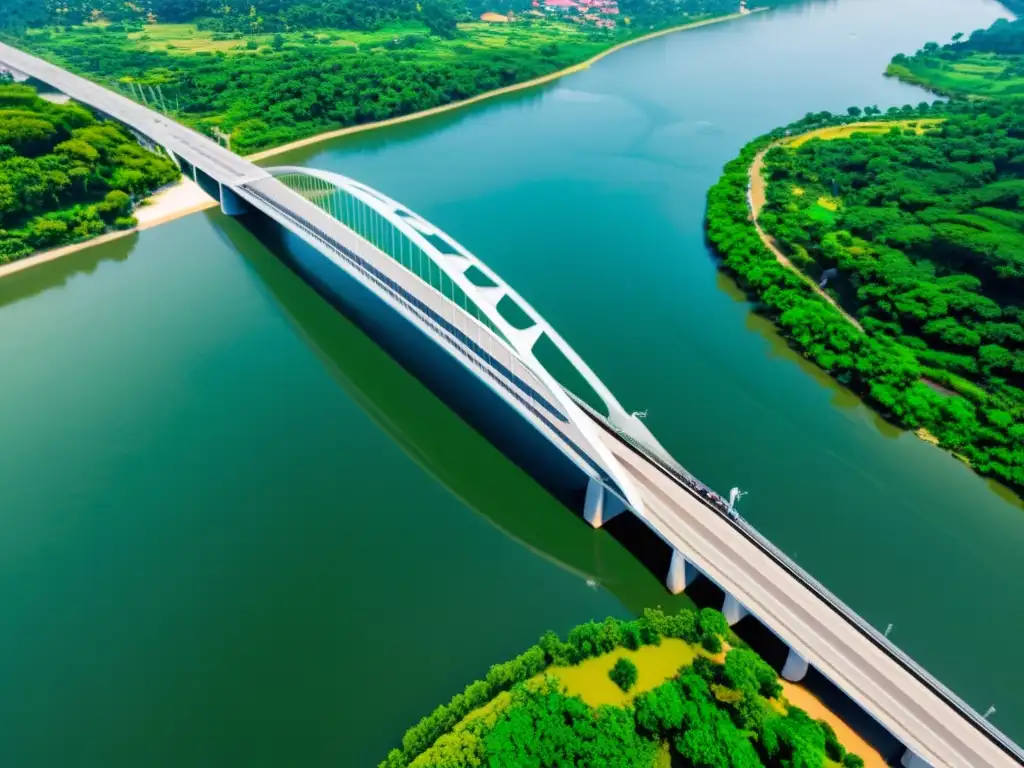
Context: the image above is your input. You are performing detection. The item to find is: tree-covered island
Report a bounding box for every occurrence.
[381,607,867,768]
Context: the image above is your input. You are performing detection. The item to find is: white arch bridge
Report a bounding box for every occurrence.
[2,41,1022,768]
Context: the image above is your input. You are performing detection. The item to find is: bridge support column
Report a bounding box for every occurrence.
[666,550,699,595]
[722,593,748,626]
[219,183,247,216]
[780,647,809,682]
[900,749,931,768]
[583,477,625,529]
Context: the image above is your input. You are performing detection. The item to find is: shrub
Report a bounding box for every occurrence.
[843,754,866,768]
[820,718,846,761]
[700,633,722,654]
[609,657,638,692]
[697,608,729,641]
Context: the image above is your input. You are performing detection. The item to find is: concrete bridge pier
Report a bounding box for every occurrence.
[900,749,932,768]
[583,477,625,528]
[665,549,700,595]
[722,593,749,625]
[780,647,810,682]
[219,183,247,216]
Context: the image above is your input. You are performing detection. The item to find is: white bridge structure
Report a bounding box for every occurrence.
[1,40,1022,768]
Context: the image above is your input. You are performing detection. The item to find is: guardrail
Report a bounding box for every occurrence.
[564,391,1024,764]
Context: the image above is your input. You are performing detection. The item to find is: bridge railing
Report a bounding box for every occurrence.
[565,391,1024,764]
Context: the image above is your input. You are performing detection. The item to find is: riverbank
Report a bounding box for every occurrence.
[1,9,760,280]
[0,178,215,280]
[246,9,765,163]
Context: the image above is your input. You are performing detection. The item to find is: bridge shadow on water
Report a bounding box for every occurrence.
[221,211,904,763]
[212,211,700,618]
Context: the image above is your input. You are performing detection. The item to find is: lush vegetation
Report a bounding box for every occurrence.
[707,102,1024,494]
[609,656,639,691]
[0,0,767,153]
[0,82,179,263]
[887,17,1024,99]
[380,607,864,768]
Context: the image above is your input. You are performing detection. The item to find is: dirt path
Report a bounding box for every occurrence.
[748,147,864,333]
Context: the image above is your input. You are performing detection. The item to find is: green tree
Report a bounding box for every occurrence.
[609,657,638,692]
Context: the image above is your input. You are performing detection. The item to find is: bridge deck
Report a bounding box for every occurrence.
[0,41,265,186]
[584,412,1017,768]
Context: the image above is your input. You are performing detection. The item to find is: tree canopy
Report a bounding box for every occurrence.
[707,102,1024,494]
[382,608,864,768]
[0,83,179,262]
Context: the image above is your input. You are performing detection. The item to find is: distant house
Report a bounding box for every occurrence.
[480,11,510,21]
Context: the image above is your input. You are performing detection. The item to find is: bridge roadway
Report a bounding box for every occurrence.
[578,405,1019,768]
[2,39,1022,768]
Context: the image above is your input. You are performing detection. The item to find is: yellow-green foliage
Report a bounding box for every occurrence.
[550,639,697,707]
[783,119,943,147]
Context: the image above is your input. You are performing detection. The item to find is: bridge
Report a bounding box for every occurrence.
[2,40,1021,768]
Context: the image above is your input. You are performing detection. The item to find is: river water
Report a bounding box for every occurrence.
[0,0,1020,764]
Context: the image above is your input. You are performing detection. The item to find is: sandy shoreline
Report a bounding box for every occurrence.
[247,9,764,162]
[0,9,762,280]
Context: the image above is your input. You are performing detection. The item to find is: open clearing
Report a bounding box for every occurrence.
[117,19,598,58]
[783,118,944,147]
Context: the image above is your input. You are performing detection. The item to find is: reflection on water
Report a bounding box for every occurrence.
[223,214,698,616]
[0,234,138,310]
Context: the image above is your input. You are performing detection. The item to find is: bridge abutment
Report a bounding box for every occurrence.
[583,477,625,528]
[722,593,749,625]
[665,549,700,595]
[780,647,809,682]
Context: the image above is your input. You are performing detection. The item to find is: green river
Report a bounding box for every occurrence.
[0,0,1021,763]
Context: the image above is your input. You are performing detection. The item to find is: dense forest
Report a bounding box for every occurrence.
[0,82,179,263]
[887,16,1024,98]
[0,0,764,153]
[708,26,1024,496]
[0,0,750,34]
[382,608,864,768]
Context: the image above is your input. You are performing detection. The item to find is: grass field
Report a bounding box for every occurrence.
[99,19,602,59]
[783,118,944,147]
[887,52,1024,99]
[550,639,698,708]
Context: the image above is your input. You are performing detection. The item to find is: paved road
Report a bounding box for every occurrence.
[0,41,264,186]
[585,412,1019,768]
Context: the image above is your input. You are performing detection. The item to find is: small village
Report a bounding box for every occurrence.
[479,0,623,30]
[480,0,751,31]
